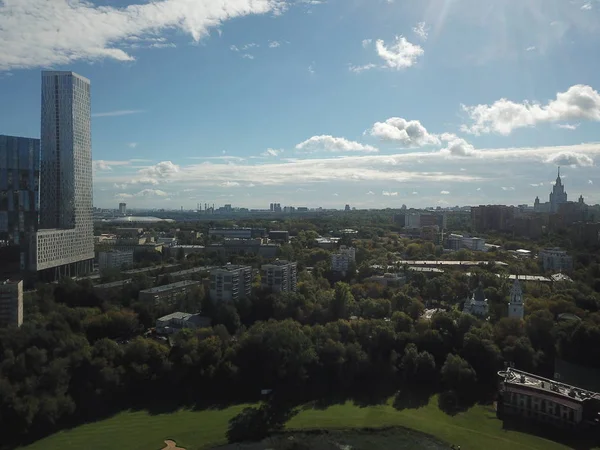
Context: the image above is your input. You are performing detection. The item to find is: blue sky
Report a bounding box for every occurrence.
[1,0,600,209]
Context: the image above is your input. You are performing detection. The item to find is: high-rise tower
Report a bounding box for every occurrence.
[549,167,568,213]
[32,72,94,279]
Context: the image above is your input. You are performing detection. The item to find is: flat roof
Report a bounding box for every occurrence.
[140,280,201,294]
[396,260,509,267]
[211,264,252,272]
[94,279,132,289]
[499,368,599,403]
[169,267,213,277]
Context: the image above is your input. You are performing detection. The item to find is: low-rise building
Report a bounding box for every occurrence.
[98,250,134,270]
[446,234,463,251]
[139,280,202,304]
[539,248,573,272]
[365,273,406,287]
[209,264,252,302]
[93,279,132,301]
[331,246,356,274]
[462,236,486,251]
[463,283,489,318]
[268,230,290,243]
[314,237,340,250]
[261,260,297,292]
[0,280,23,328]
[497,367,600,429]
[168,266,212,282]
[209,228,266,239]
[155,312,211,335]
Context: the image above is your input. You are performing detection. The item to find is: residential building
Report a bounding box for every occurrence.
[168,266,211,282]
[539,248,573,272]
[155,312,211,335]
[497,367,600,428]
[268,230,290,243]
[208,227,266,239]
[462,236,486,251]
[93,279,132,301]
[33,72,95,280]
[314,237,340,250]
[0,280,23,327]
[118,202,126,215]
[446,234,463,251]
[209,264,252,302]
[471,205,515,233]
[98,250,134,270]
[463,283,489,318]
[331,246,356,274]
[115,227,143,238]
[0,135,40,274]
[138,280,202,304]
[206,239,278,258]
[261,260,297,292]
[508,278,524,320]
[365,273,406,287]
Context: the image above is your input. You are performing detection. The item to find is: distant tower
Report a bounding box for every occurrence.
[508,278,524,320]
[549,167,568,213]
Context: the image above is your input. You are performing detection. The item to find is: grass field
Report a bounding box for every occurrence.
[19,396,572,450]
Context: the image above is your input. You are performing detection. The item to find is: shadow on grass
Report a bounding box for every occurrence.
[501,417,600,450]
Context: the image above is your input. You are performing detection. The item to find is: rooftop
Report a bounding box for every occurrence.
[94,279,132,289]
[140,280,201,294]
[499,368,599,403]
[211,264,252,272]
[157,312,211,327]
[395,260,509,267]
[263,259,295,267]
[169,267,213,277]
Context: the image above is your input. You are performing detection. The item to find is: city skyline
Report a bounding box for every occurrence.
[1,1,600,208]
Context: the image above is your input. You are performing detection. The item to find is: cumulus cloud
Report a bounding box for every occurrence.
[268,41,281,48]
[382,191,399,196]
[366,191,375,195]
[545,152,594,167]
[501,186,515,191]
[93,160,131,171]
[221,181,241,187]
[439,133,476,157]
[128,142,138,148]
[362,39,372,48]
[375,36,424,70]
[461,84,600,135]
[296,135,378,153]
[349,63,378,73]
[138,161,180,179]
[115,189,167,199]
[0,0,284,71]
[589,180,594,185]
[440,190,450,195]
[556,123,579,130]
[368,118,439,147]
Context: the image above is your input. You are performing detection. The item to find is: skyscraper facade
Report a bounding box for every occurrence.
[0,135,40,274]
[32,72,94,278]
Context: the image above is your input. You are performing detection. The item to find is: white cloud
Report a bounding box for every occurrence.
[556,123,580,130]
[128,142,138,148]
[221,181,241,187]
[308,63,316,75]
[461,84,600,135]
[412,191,419,195]
[545,152,594,167]
[138,161,180,180]
[375,36,424,70]
[362,39,372,48]
[0,0,283,71]
[582,2,592,10]
[525,46,536,52]
[268,41,281,48]
[93,160,130,171]
[476,188,481,191]
[366,191,375,195]
[439,133,476,157]
[296,135,379,153]
[368,118,440,147]
[115,189,167,199]
[261,148,283,157]
[501,186,515,191]
[349,63,378,73]
[382,191,399,196]
[129,177,160,186]
[589,180,594,185]
[332,193,339,197]
[412,22,429,41]
[92,110,144,118]
[242,54,255,60]
[440,190,450,195]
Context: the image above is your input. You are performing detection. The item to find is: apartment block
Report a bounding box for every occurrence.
[539,248,573,273]
[471,205,515,233]
[331,246,356,274]
[138,280,202,304]
[0,280,23,327]
[261,260,297,292]
[0,135,40,274]
[98,250,134,270]
[462,236,486,251]
[209,264,252,302]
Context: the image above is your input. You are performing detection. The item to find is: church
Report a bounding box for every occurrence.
[507,278,524,320]
[534,168,585,213]
[463,283,489,318]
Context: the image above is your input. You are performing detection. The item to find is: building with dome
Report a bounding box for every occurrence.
[463,283,489,318]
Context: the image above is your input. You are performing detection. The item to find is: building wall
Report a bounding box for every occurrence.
[539,249,573,272]
[209,266,252,302]
[35,72,94,274]
[331,246,356,273]
[261,261,297,292]
[98,250,134,270]
[0,135,40,272]
[0,280,23,327]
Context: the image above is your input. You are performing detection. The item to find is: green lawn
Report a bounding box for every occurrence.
[19,396,571,450]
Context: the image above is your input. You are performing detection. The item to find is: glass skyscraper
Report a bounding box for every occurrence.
[33,71,94,278]
[0,135,40,274]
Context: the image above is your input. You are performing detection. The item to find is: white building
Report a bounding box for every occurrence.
[539,248,573,272]
[463,283,489,318]
[331,246,356,274]
[0,280,23,328]
[98,250,134,270]
[33,72,95,279]
[462,236,486,251]
[508,278,524,320]
[446,234,463,251]
[155,312,211,335]
[261,260,297,292]
[209,264,252,302]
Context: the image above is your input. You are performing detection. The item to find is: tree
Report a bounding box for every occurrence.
[441,354,477,393]
[329,283,356,320]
